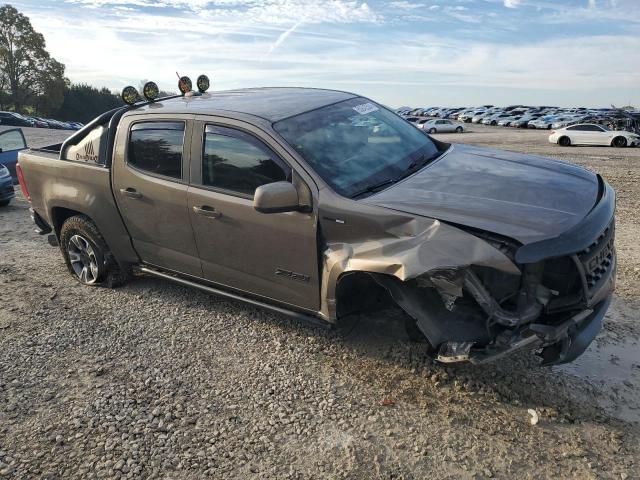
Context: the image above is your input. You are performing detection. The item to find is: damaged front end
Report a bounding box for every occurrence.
[376,183,615,366]
[325,179,616,367]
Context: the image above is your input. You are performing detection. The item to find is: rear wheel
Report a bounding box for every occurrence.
[428,128,437,134]
[455,126,463,133]
[612,136,627,148]
[60,215,130,287]
[558,136,571,147]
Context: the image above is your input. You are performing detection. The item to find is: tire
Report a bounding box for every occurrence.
[547,125,552,130]
[59,215,130,288]
[0,199,10,207]
[558,136,571,147]
[455,126,463,133]
[612,136,627,148]
[490,121,497,126]
[428,128,437,134]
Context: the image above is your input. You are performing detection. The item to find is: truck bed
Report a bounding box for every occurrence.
[17,149,139,266]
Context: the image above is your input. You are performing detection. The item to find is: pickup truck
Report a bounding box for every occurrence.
[17,87,616,366]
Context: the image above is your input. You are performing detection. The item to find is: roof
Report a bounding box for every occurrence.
[129,87,358,122]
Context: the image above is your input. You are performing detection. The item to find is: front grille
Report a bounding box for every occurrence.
[578,221,615,293]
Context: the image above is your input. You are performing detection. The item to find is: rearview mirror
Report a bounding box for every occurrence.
[254,181,299,214]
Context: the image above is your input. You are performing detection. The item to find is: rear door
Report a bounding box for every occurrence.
[187,118,320,311]
[440,120,455,132]
[112,114,202,276]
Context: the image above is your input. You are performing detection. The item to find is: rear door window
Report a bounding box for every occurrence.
[201,125,289,197]
[128,122,184,179]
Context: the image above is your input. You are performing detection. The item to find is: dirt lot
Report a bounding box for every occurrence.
[0,124,638,479]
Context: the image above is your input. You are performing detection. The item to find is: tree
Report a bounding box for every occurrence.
[0,4,66,112]
[56,84,122,123]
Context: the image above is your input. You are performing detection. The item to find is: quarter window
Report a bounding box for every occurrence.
[128,122,184,179]
[202,125,289,197]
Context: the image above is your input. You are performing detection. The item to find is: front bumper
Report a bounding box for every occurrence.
[464,294,612,366]
[441,178,616,366]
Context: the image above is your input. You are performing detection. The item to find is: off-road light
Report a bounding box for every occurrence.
[143,81,159,101]
[178,76,192,94]
[121,86,139,105]
[197,74,210,93]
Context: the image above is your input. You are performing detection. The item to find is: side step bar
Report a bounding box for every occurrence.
[138,266,333,330]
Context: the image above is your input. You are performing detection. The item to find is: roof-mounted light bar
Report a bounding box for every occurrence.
[120,74,211,105]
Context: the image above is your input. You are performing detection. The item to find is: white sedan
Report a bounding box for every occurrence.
[549,124,639,147]
[420,119,464,133]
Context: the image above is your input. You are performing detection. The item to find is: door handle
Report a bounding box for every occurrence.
[120,188,142,199]
[193,205,222,219]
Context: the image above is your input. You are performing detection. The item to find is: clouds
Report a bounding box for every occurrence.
[12,0,640,106]
[503,0,521,7]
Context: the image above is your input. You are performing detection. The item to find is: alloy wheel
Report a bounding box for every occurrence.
[67,234,100,284]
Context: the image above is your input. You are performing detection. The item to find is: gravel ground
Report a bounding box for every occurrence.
[0,125,639,479]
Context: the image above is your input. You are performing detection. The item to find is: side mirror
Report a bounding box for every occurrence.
[254,181,300,214]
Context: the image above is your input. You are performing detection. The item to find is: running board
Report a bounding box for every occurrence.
[138,266,332,330]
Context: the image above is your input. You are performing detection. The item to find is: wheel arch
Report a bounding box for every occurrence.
[611,135,627,147]
[51,206,86,238]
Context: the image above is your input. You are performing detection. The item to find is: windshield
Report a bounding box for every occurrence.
[273,98,440,198]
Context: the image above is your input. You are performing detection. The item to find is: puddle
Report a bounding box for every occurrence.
[554,337,640,423]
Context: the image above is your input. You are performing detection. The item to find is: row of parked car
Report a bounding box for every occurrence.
[397,105,640,132]
[0,111,83,130]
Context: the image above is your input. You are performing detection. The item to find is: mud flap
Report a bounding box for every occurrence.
[371,274,490,347]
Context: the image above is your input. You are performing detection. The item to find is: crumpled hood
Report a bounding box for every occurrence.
[363,144,599,244]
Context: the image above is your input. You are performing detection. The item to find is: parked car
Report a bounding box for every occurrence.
[25,116,48,128]
[529,116,557,129]
[481,113,512,126]
[549,124,640,147]
[511,114,542,128]
[0,111,33,127]
[421,119,464,133]
[0,163,15,206]
[497,116,520,127]
[18,87,615,366]
[551,116,583,129]
[0,128,27,182]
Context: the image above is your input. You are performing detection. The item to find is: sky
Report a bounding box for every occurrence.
[10,0,640,107]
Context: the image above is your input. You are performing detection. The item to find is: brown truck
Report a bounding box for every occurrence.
[17,87,616,365]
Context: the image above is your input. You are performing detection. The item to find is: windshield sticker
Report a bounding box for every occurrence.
[352,103,379,115]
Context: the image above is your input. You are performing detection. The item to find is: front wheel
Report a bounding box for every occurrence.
[558,136,571,147]
[612,136,627,148]
[455,126,463,133]
[60,215,130,287]
[428,128,437,134]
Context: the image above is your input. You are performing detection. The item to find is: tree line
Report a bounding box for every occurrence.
[0,4,146,123]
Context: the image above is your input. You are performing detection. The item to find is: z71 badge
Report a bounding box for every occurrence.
[275,268,310,283]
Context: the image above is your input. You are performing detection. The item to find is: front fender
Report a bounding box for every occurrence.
[320,216,520,320]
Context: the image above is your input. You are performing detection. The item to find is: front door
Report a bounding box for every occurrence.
[0,128,27,181]
[112,115,202,276]
[187,121,320,311]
